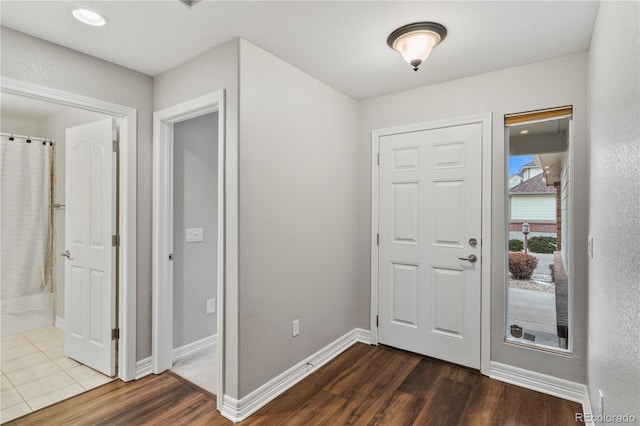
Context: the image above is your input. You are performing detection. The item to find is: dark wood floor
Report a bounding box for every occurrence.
[5,343,583,425]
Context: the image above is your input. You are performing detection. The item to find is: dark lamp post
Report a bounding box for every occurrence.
[522,222,530,254]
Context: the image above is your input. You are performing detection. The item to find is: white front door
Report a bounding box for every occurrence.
[63,118,117,376]
[377,123,482,369]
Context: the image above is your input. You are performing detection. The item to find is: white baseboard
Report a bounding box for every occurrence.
[490,361,592,424]
[173,334,217,362]
[135,334,217,381]
[55,316,64,331]
[136,357,153,379]
[581,388,594,426]
[220,328,371,422]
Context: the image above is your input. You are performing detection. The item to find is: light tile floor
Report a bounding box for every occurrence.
[0,326,114,423]
[171,345,217,395]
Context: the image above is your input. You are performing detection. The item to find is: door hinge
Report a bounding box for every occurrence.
[377,234,379,246]
[111,328,120,340]
[377,153,380,165]
[112,139,119,153]
[376,315,379,327]
[112,234,120,247]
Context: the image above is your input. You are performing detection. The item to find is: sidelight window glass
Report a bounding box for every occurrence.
[504,107,573,353]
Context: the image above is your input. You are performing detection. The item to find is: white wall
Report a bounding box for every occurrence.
[154,38,240,397]
[237,40,359,397]
[522,167,543,180]
[587,1,640,419]
[172,112,218,348]
[0,116,37,135]
[1,27,155,359]
[510,195,556,221]
[359,52,589,383]
[36,108,111,322]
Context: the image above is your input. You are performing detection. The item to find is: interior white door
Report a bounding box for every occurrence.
[378,123,482,369]
[64,118,117,376]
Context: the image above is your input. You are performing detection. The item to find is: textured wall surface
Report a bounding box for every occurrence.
[588,1,640,419]
[238,40,359,397]
[359,52,589,383]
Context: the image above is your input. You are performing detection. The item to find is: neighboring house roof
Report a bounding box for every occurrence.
[510,173,556,194]
[521,160,537,169]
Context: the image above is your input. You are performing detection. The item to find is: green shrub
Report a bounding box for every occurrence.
[508,252,539,280]
[528,236,557,253]
[509,239,524,252]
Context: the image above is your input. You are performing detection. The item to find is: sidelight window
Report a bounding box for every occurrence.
[504,106,573,353]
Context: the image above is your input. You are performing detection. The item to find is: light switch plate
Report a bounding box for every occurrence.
[186,228,204,243]
[206,298,215,314]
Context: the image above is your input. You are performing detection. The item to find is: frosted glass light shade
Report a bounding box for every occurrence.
[387,22,447,71]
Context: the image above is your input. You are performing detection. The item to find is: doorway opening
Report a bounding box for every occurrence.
[505,106,573,353]
[168,112,218,394]
[0,79,137,421]
[152,91,225,406]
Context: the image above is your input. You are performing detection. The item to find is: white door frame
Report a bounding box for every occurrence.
[152,91,225,409]
[370,113,492,375]
[0,77,138,381]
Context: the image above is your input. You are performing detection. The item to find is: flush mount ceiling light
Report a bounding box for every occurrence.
[179,0,202,7]
[387,22,447,71]
[71,8,108,26]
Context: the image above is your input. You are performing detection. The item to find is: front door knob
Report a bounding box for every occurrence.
[458,254,478,263]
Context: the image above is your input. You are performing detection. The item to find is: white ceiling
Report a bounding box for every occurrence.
[1,1,598,100]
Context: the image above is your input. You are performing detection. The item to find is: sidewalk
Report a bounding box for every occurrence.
[508,287,558,347]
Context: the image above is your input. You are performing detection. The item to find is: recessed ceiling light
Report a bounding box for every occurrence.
[519,129,529,135]
[544,166,550,169]
[71,8,108,26]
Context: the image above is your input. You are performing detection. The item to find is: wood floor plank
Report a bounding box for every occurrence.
[397,357,451,400]
[367,390,426,426]
[547,392,583,425]
[325,349,421,425]
[94,377,195,424]
[6,343,585,426]
[412,377,474,426]
[279,390,347,426]
[458,375,507,426]
[324,345,397,398]
[242,344,372,425]
[501,382,552,426]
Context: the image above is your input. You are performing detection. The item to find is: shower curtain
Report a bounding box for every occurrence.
[0,135,54,313]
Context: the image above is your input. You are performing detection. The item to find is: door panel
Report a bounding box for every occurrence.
[378,123,482,369]
[391,262,419,327]
[64,118,116,377]
[392,182,419,244]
